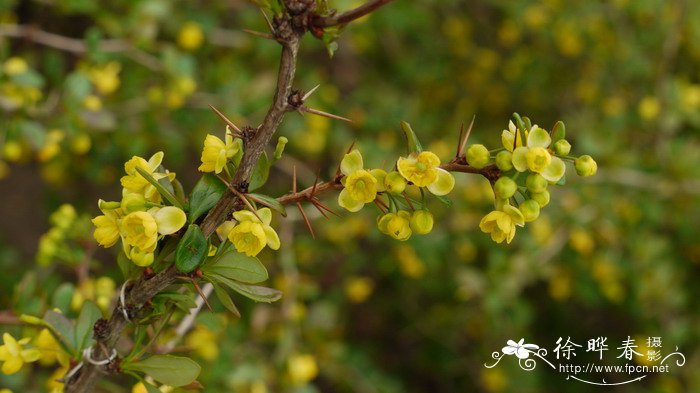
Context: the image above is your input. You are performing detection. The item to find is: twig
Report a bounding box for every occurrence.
[313,0,395,27]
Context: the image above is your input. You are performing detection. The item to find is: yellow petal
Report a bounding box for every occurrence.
[153,206,187,235]
[503,205,525,227]
[511,147,529,172]
[338,189,363,212]
[257,208,272,226]
[3,334,19,356]
[147,151,164,170]
[264,225,280,250]
[233,210,259,223]
[21,348,41,363]
[1,357,22,374]
[526,127,551,148]
[340,150,363,175]
[541,156,566,183]
[427,168,455,196]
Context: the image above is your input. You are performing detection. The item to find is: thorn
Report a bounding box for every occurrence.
[310,170,321,197]
[310,200,330,219]
[297,202,315,239]
[293,165,298,193]
[242,29,275,40]
[259,8,275,33]
[457,115,476,158]
[455,122,464,158]
[192,280,212,312]
[302,107,353,123]
[302,84,321,101]
[217,174,264,222]
[209,105,242,134]
[312,198,339,217]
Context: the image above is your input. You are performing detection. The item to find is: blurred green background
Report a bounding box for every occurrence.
[1,0,700,392]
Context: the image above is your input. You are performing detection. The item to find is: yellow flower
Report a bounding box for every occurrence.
[338,150,378,212]
[198,129,242,174]
[185,326,219,361]
[87,61,121,95]
[501,121,526,152]
[378,211,412,241]
[178,22,205,51]
[0,333,41,375]
[34,329,69,367]
[508,126,566,182]
[121,211,159,253]
[345,277,374,303]
[120,152,176,203]
[288,354,318,385]
[525,146,551,173]
[397,151,454,195]
[92,199,123,248]
[228,208,280,257]
[479,205,525,244]
[3,57,28,76]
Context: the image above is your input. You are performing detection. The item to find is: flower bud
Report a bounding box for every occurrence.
[575,155,597,177]
[526,174,548,193]
[494,177,517,199]
[466,144,490,169]
[520,199,540,222]
[273,136,288,161]
[384,171,407,194]
[495,151,513,171]
[99,200,121,211]
[530,190,550,207]
[552,139,571,156]
[551,121,566,142]
[409,210,434,235]
[121,193,147,213]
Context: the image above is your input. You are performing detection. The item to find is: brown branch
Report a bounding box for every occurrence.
[313,0,395,27]
[65,1,398,390]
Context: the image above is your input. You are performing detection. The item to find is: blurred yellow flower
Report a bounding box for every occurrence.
[288,354,318,385]
[3,57,27,76]
[87,61,121,95]
[638,96,660,121]
[185,326,219,361]
[178,22,205,51]
[34,329,69,367]
[345,277,374,303]
[0,333,41,375]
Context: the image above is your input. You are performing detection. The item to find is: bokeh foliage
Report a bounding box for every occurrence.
[1,0,699,392]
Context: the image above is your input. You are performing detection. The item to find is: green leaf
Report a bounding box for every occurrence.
[202,250,268,284]
[434,194,453,207]
[143,383,162,393]
[75,301,102,353]
[134,167,183,209]
[512,113,527,134]
[213,283,241,317]
[51,283,75,312]
[248,152,270,192]
[247,193,286,217]
[551,121,566,142]
[175,224,208,273]
[400,121,423,154]
[188,174,227,223]
[208,274,282,303]
[43,310,76,355]
[124,355,201,387]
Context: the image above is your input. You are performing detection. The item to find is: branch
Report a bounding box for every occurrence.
[313,0,395,27]
[65,15,304,393]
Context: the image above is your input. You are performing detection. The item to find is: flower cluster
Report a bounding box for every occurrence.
[0,57,43,111]
[337,149,454,241]
[92,152,187,266]
[0,333,41,375]
[470,117,597,243]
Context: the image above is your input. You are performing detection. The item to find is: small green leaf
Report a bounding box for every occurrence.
[512,113,527,135]
[51,283,75,312]
[400,121,423,154]
[188,174,227,223]
[213,283,241,317]
[134,167,183,209]
[208,275,282,303]
[43,310,76,355]
[434,194,453,207]
[153,292,197,312]
[202,250,268,284]
[124,355,201,387]
[75,301,102,353]
[247,193,286,217]
[551,121,566,142]
[175,224,208,273]
[248,152,270,192]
